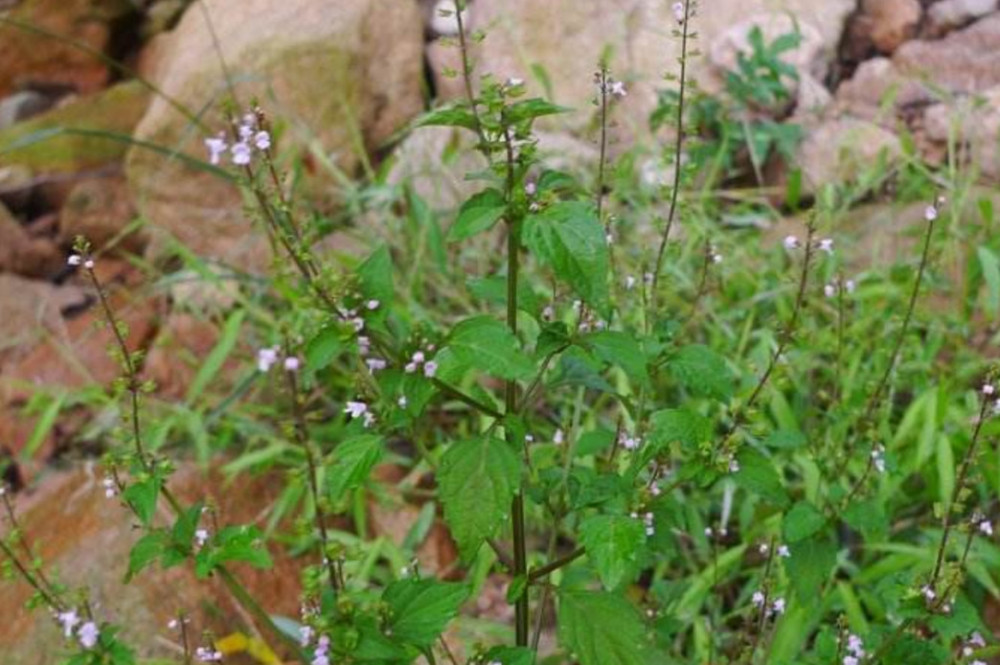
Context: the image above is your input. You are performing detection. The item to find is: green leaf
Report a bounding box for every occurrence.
[733,448,790,507]
[448,188,506,242]
[843,499,887,542]
[358,245,394,309]
[524,201,609,310]
[126,530,168,582]
[416,105,479,131]
[186,309,245,403]
[558,590,655,665]
[446,316,535,380]
[783,501,827,543]
[327,435,384,502]
[584,331,649,387]
[506,574,528,603]
[439,437,521,558]
[978,246,1000,319]
[196,525,272,578]
[666,344,734,401]
[648,409,712,452]
[785,535,836,601]
[505,98,572,124]
[762,429,807,449]
[383,578,469,648]
[579,514,645,589]
[123,476,161,527]
[305,327,343,373]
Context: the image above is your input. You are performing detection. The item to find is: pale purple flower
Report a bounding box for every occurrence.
[824,283,836,298]
[102,476,116,499]
[609,80,627,98]
[57,610,80,638]
[778,544,790,558]
[195,528,210,548]
[366,299,380,310]
[672,1,686,23]
[195,646,223,662]
[979,519,994,536]
[344,401,368,420]
[983,384,995,396]
[83,258,95,270]
[254,130,271,151]
[366,358,387,373]
[205,134,227,165]
[78,621,99,649]
[771,597,786,615]
[283,356,300,372]
[783,235,800,251]
[257,347,279,372]
[554,429,564,445]
[231,142,252,166]
[423,361,438,378]
[818,238,834,254]
[299,625,314,647]
[751,591,765,607]
[525,182,537,196]
[925,205,938,221]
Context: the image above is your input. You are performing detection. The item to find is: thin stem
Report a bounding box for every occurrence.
[744,537,777,664]
[528,547,585,582]
[596,67,609,227]
[285,364,342,595]
[2,492,60,604]
[650,1,692,311]
[453,0,486,148]
[0,537,62,610]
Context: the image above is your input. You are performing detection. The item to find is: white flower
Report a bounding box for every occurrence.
[609,80,627,98]
[357,336,371,356]
[771,597,786,615]
[704,527,713,537]
[366,299,380,310]
[921,584,936,601]
[102,476,116,499]
[606,232,615,245]
[350,317,365,332]
[824,283,836,298]
[778,544,790,558]
[525,182,537,196]
[168,618,179,630]
[871,445,886,473]
[845,279,856,293]
[84,259,95,270]
[195,646,223,662]
[397,395,408,409]
[983,384,995,396]
[344,401,368,420]
[257,347,279,372]
[846,633,864,657]
[818,238,834,254]
[78,621,99,649]
[411,351,425,365]
[672,1,686,23]
[231,141,252,166]
[404,362,418,373]
[542,305,554,321]
[205,134,227,165]
[506,77,524,88]
[843,657,858,665]
[362,411,376,428]
[195,529,210,548]
[758,543,769,555]
[925,205,938,221]
[554,429,564,445]
[366,358,387,373]
[783,235,800,250]
[299,625,314,647]
[712,251,723,264]
[728,457,740,474]
[625,275,637,290]
[751,591,765,607]
[979,519,993,536]
[254,130,271,151]
[423,361,438,378]
[67,254,82,266]
[970,631,986,647]
[57,610,80,638]
[284,356,300,372]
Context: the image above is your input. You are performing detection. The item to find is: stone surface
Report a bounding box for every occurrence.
[0,464,305,664]
[922,87,1000,180]
[58,176,145,254]
[446,0,854,136]
[795,117,902,192]
[0,0,132,98]
[126,0,425,267]
[926,0,998,36]
[143,312,228,401]
[0,90,60,130]
[0,273,88,369]
[0,202,62,278]
[857,0,922,54]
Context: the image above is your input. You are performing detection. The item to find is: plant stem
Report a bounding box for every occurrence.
[650,0,692,312]
[503,126,529,647]
[453,0,486,148]
[528,546,585,582]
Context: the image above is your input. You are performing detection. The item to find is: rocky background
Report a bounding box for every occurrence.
[1,0,999,661]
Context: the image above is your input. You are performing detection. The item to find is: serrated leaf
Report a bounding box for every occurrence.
[785,535,836,601]
[579,514,645,589]
[842,499,887,542]
[196,525,272,578]
[505,98,572,124]
[439,437,521,558]
[327,435,384,503]
[558,590,655,665]
[305,327,343,373]
[126,530,168,582]
[648,409,712,451]
[783,501,827,543]
[448,188,506,242]
[666,345,734,401]
[383,578,469,648]
[416,105,479,131]
[524,201,609,310]
[123,476,161,527]
[734,448,789,507]
[357,245,393,311]
[584,331,649,387]
[446,316,535,380]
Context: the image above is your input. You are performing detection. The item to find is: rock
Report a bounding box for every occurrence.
[859,0,922,54]
[58,176,145,254]
[0,90,60,130]
[838,14,1000,116]
[0,164,34,210]
[0,81,150,187]
[143,312,230,400]
[0,463,305,664]
[0,0,133,98]
[445,0,854,136]
[0,273,88,369]
[427,0,467,36]
[126,0,425,267]
[796,116,902,192]
[922,87,1000,180]
[387,126,487,212]
[926,0,998,36]
[0,202,62,278]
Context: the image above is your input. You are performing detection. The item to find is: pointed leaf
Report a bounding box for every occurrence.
[579,514,645,589]
[448,188,506,242]
[446,316,535,380]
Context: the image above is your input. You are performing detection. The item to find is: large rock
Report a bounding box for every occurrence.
[922,87,1000,180]
[847,0,922,55]
[795,117,902,192]
[126,0,425,267]
[58,176,145,254]
[438,0,854,136]
[0,0,132,98]
[926,0,998,36]
[0,202,62,278]
[0,273,88,369]
[0,464,305,664]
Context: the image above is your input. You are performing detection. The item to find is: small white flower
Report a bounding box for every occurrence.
[818,238,834,254]
[411,351,425,364]
[525,182,537,196]
[871,445,886,474]
[704,527,713,537]
[57,610,80,638]
[672,1,686,23]
[771,597,786,615]
[609,80,627,98]
[231,141,252,166]
[366,299,380,310]
[728,457,740,474]
[299,625,314,647]
[78,621,99,649]
[397,395,408,409]
[778,544,790,558]
[542,305,554,321]
[979,519,993,536]
[67,254,82,266]
[921,584,936,601]
[102,476,116,499]
[625,275,637,290]
[284,356,300,372]
[205,134,227,165]
[983,384,995,396]
[254,130,271,151]
[357,336,371,356]
[350,317,365,332]
[843,657,858,665]
[970,631,986,647]
[554,429,564,445]
[344,401,368,420]
[238,121,254,142]
[362,411,376,428]
[257,347,279,372]
[195,529,210,548]
[824,283,836,299]
[423,361,438,378]
[751,591,765,607]
[925,205,938,221]
[783,235,800,250]
[366,358,387,373]
[506,77,524,88]
[404,362,418,373]
[605,232,615,245]
[758,543,769,555]
[195,646,223,662]
[83,259,95,270]
[712,252,723,264]
[845,279,856,293]
[847,633,865,657]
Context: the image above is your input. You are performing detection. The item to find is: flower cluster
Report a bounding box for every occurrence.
[67,254,95,270]
[257,346,300,373]
[842,633,865,665]
[595,71,627,99]
[824,276,856,299]
[102,475,117,498]
[345,400,376,428]
[962,631,987,665]
[871,444,886,474]
[750,591,785,617]
[619,430,642,451]
[195,645,223,662]
[783,235,834,255]
[56,610,99,649]
[404,347,438,378]
[672,1,686,24]
[205,111,271,167]
[631,510,655,537]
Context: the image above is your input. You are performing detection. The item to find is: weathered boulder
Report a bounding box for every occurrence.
[58,176,145,254]
[436,0,854,136]
[847,0,922,55]
[0,0,132,98]
[0,202,62,278]
[0,464,305,664]
[126,0,425,267]
[926,0,998,36]
[795,117,902,192]
[922,87,1000,180]
[0,273,88,369]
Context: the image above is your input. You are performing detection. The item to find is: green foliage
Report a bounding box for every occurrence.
[558,590,657,665]
[579,514,645,589]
